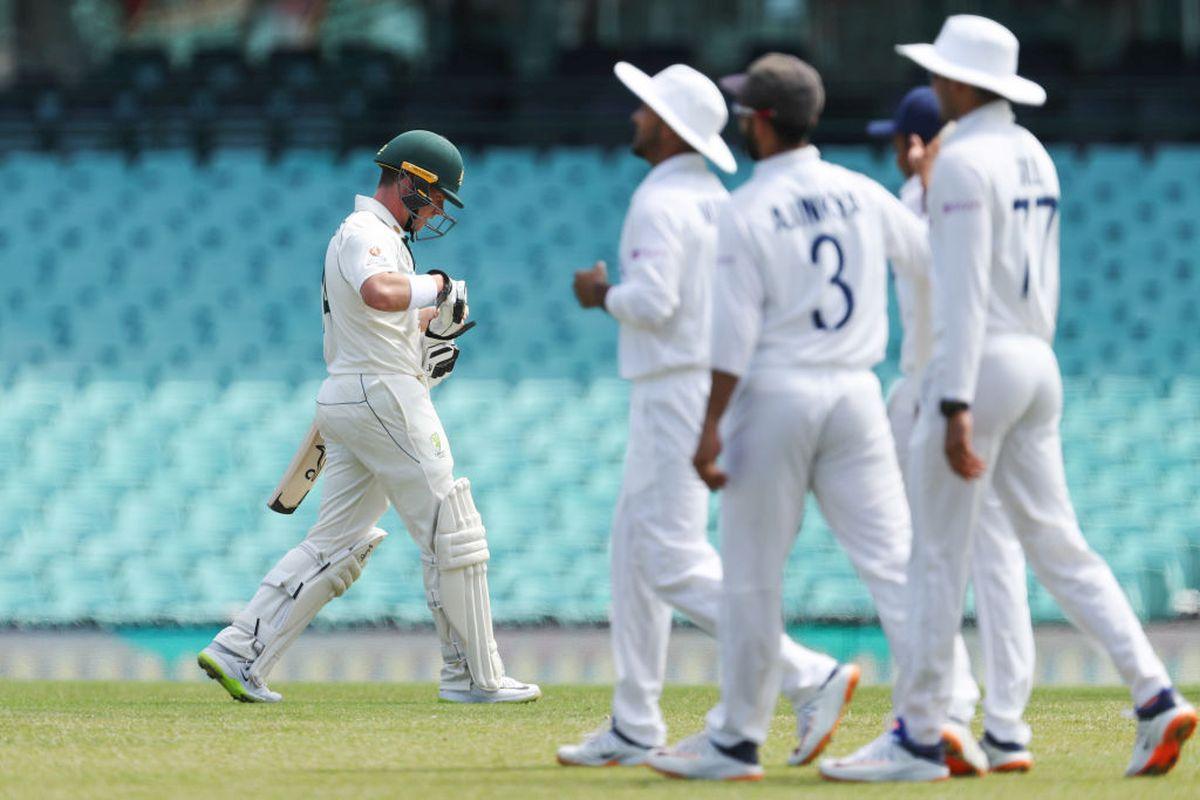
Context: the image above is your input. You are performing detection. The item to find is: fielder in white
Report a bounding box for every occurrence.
[820,15,1195,782]
[646,53,978,782]
[559,61,858,768]
[198,130,540,705]
[870,86,1035,774]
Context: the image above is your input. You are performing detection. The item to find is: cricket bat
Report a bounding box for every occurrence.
[267,421,326,514]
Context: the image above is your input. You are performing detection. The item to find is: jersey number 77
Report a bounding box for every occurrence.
[1012,196,1058,300]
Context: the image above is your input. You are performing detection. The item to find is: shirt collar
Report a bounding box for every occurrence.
[752,144,821,178]
[948,99,1014,140]
[642,152,709,185]
[354,194,406,236]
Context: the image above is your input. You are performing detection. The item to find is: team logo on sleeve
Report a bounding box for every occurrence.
[369,246,382,256]
[430,432,446,458]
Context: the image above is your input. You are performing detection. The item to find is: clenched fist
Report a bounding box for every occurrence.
[573,260,610,309]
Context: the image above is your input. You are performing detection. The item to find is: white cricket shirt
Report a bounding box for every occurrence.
[605,153,729,381]
[894,174,934,376]
[925,101,1061,404]
[711,146,929,378]
[322,195,423,376]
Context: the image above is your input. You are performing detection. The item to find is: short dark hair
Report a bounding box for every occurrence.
[769,117,811,147]
[378,166,399,187]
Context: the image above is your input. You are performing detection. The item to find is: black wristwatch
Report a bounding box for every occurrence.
[939,399,970,418]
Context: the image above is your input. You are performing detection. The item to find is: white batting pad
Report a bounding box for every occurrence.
[217,528,387,679]
[433,478,504,690]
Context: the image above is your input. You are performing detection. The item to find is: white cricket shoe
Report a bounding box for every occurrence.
[1125,691,1197,777]
[819,727,949,783]
[646,732,764,781]
[438,675,542,704]
[557,721,651,767]
[789,663,861,766]
[942,721,988,776]
[981,732,1033,773]
[197,646,282,704]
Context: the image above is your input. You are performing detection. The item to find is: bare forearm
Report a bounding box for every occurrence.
[361,272,444,312]
[704,370,740,428]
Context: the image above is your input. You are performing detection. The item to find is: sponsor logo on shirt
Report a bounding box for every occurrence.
[630,247,666,260]
[942,200,982,214]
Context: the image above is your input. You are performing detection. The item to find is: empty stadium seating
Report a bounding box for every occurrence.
[0,144,1197,626]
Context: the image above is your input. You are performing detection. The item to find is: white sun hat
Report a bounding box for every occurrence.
[614,61,737,174]
[896,15,1046,107]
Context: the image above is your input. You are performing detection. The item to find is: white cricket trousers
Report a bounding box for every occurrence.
[897,335,1172,746]
[220,372,471,684]
[308,373,454,557]
[705,367,978,747]
[610,369,837,747]
[889,375,1035,745]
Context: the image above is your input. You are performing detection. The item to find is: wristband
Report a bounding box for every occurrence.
[408,273,440,309]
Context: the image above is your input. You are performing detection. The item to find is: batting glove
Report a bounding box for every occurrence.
[422,340,460,387]
[426,270,475,340]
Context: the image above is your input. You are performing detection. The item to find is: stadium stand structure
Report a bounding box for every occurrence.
[0,144,1198,627]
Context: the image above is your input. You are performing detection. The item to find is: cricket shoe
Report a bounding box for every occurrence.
[1125,689,1197,776]
[438,676,542,704]
[197,646,282,703]
[819,720,949,783]
[941,721,988,776]
[981,731,1033,773]
[646,732,763,781]
[556,721,651,767]
[788,663,861,766]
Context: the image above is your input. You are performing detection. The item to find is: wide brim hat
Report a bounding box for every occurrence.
[896,15,1046,107]
[614,61,737,174]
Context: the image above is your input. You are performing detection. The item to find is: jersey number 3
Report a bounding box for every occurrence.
[811,234,854,330]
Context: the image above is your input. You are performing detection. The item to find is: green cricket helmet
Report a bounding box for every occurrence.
[374,130,464,240]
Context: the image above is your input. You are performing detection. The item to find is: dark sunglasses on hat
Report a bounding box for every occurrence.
[730,102,776,120]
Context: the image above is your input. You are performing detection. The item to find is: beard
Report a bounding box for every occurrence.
[631,120,661,160]
[743,127,761,161]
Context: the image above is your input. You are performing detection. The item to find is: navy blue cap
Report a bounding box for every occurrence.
[866,87,941,143]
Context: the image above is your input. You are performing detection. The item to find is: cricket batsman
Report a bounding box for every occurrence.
[559,61,854,767]
[197,130,541,704]
[820,16,1194,781]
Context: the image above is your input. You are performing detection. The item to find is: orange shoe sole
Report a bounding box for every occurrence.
[1132,709,1198,777]
[941,731,985,777]
[794,665,862,767]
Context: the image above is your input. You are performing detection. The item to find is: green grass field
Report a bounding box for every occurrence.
[0,681,1196,799]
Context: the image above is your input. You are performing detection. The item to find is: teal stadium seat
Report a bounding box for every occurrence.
[0,145,1198,625]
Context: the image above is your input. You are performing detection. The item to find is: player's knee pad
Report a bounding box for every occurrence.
[222,527,387,679]
[430,478,504,690]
